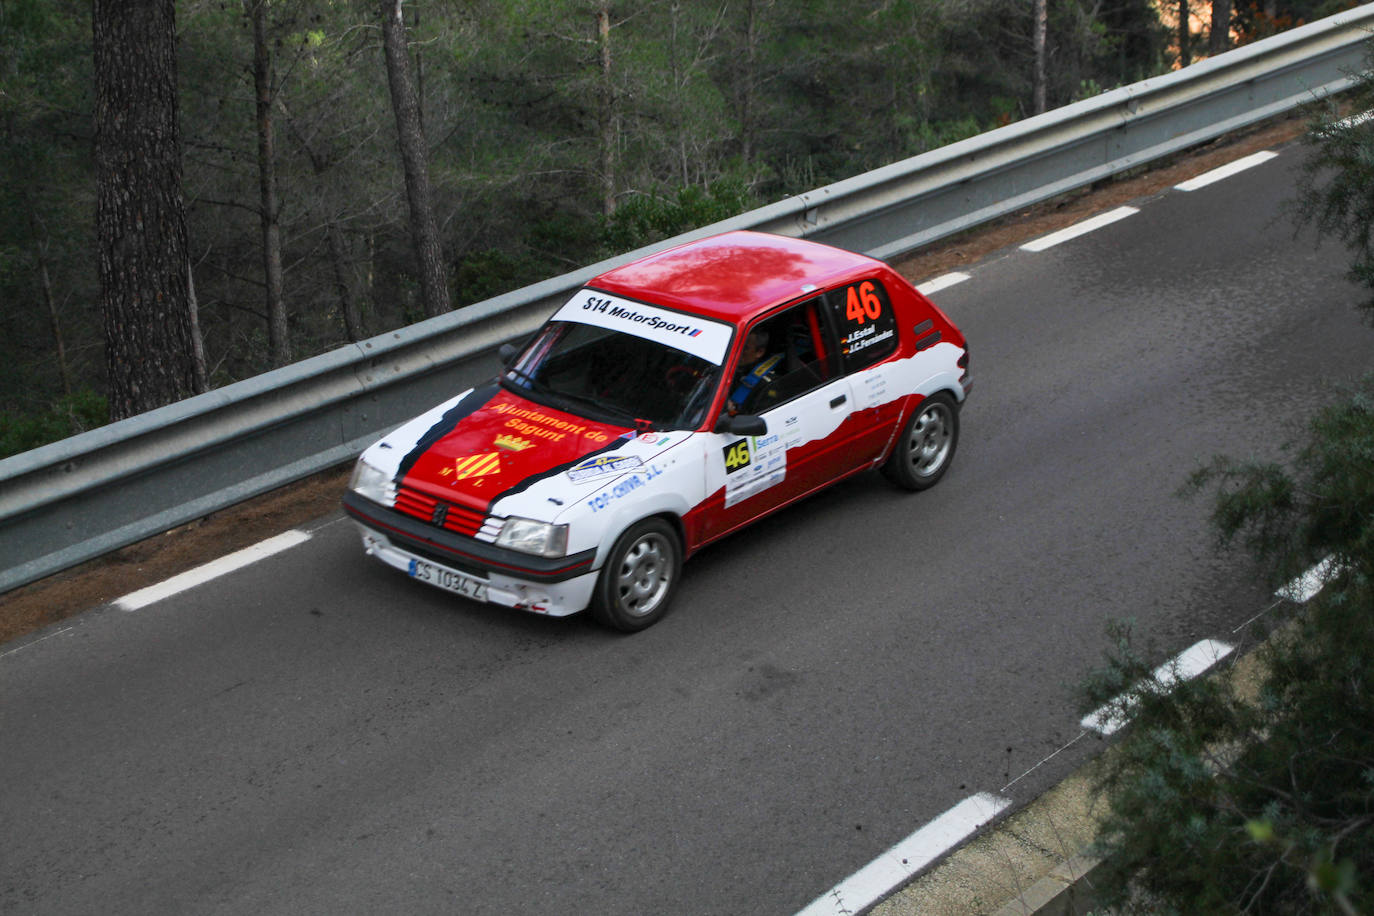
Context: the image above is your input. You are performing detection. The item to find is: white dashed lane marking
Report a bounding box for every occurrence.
[920,150,1285,292]
[1174,150,1279,192]
[115,529,314,611]
[1019,206,1139,252]
[917,272,971,296]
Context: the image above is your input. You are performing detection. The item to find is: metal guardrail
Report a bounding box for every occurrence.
[3,7,1372,595]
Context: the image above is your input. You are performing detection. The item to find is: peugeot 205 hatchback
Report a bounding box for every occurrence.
[343,230,971,631]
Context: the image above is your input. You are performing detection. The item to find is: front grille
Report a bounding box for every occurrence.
[395,484,490,538]
[399,540,490,579]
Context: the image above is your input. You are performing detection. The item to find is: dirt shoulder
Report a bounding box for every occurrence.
[0,114,1309,647]
[0,469,351,645]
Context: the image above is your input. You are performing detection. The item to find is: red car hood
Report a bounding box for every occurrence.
[399,387,632,512]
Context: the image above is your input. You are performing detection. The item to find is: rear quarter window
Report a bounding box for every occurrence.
[826,279,898,373]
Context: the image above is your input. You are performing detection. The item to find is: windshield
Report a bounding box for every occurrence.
[502,321,723,430]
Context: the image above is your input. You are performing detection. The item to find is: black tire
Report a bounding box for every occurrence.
[589,518,683,632]
[882,392,959,491]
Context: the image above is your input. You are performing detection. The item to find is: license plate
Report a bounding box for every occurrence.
[408,557,489,601]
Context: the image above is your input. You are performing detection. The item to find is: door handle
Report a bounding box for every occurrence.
[830,395,847,408]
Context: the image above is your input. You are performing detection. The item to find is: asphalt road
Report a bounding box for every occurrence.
[3,144,1370,916]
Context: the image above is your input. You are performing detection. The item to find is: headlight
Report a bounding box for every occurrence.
[496,517,568,558]
[349,458,395,506]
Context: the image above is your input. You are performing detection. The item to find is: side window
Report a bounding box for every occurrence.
[726,298,836,414]
[826,279,898,373]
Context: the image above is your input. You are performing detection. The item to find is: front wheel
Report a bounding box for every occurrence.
[882,392,959,491]
[590,518,683,632]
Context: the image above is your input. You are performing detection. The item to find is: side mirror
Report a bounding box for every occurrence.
[714,413,767,436]
[498,342,519,366]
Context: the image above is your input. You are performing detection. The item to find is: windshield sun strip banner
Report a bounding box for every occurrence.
[553,290,733,365]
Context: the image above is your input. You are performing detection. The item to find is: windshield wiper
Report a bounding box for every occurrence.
[551,390,652,429]
[500,374,650,428]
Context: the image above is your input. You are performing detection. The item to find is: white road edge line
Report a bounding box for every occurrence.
[1174,150,1279,192]
[1276,555,1339,604]
[115,529,314,612]
[1081,639,1234,736]
[1081,557,1339,733]
[917,272,971,296]
[795,793,1012,916]
[1019,206,1138,252]
[1330,109,1373,131]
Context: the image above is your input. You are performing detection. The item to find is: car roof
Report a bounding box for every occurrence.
[586,230,884,325]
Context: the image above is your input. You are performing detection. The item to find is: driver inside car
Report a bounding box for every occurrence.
[726,328,784,413]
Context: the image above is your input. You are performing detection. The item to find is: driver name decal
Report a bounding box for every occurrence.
[844,324,895,355]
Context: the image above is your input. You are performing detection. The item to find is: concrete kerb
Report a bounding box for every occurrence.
[870,753,1108,916]
[871,628,1277,916]
[990,854,1105,916]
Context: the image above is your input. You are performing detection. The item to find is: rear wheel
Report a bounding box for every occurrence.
[590,518,682,632]
[882,392,959,491]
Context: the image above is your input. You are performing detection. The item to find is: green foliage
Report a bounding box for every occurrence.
[1082,378,1374,913]
[0,0,1206,428]
[450,178,760,303]
[0,389,107,458]
[893,113,983,154]
[1295,39,1374,321]
[600,179,757,254]
[0,0,100,414]
[453,247,552,307]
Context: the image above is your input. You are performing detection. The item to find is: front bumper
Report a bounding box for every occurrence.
[343,491,600,616]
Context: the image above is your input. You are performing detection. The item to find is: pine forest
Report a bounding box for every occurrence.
[0,0,1345,452]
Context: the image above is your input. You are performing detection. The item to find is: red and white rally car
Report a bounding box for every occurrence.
[343,230,970,631]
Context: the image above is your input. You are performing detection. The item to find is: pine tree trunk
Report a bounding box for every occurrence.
[27,210,73,399]
[597,3,617,217]
[411,5,425,140]
[187,262,208,393]
[380,0,450,318]
[38,241,72,400]
[739,0,759,166]
[327,220,364,342]
[250,0,289,366]
[1033,0,1048,115]
[1210,0,1232,55]
[669,1,688,186]
[1178,0,1191,67]
[93,0,199,420]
